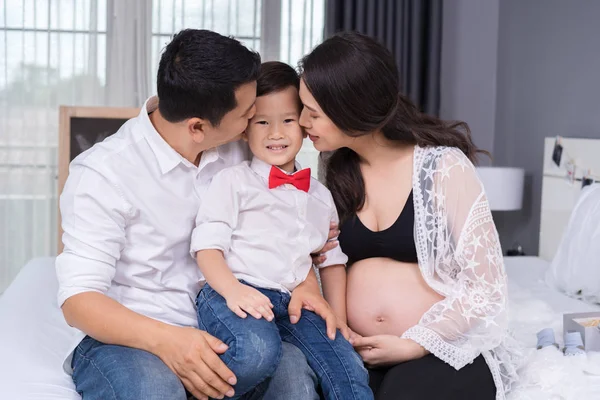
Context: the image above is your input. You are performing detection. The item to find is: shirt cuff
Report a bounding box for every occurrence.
[190,222,233,257]
[317,244,348,268]
[57,287,104,308]
[55,252,115,307]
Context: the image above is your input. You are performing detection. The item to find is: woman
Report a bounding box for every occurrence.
[299,32,521,400]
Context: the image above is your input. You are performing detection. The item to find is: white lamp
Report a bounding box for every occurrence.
[476,167,525,211]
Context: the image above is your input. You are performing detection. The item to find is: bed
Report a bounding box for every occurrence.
[0,255,597,399]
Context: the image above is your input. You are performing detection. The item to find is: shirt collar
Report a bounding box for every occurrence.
[198,146,221,172]
[140,96,188,174]
[250,156,302,182]
[140,96,223,175]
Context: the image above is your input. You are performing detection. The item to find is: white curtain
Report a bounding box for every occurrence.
[106,0,152,106]
[1,0,109,292]
[0,0,324,293]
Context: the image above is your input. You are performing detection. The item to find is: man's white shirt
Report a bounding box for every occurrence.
[55,97,249,369]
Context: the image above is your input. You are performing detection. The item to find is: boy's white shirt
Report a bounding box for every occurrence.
[191,156,347,293]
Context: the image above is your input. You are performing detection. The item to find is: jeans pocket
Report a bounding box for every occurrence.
[198,283,219,303]
[72,336,100,375]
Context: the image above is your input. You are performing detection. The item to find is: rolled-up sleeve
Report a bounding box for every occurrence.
[55,164,130,307]
[319,193,348,268]
[190,169,240,257]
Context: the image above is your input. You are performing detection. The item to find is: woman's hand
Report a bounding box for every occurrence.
[352,335,428,368]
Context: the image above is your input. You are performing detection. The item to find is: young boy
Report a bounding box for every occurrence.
[190,62,373,400]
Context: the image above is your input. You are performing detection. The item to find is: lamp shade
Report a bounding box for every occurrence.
[476,167,525,211]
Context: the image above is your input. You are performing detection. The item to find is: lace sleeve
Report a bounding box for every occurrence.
[402,148,508,370]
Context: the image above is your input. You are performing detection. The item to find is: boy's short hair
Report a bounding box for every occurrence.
[257,61,300,100]
[157,29,261,126]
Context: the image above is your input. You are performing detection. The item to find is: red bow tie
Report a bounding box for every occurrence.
[268,166,311,192]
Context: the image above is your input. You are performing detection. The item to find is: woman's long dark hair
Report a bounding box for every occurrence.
[299,31,487,222]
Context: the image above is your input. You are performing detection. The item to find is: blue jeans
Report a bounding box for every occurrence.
[196,282,372,400]
[71,336,319,400]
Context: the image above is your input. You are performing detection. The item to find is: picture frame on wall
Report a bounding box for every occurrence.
[57,106,140,253]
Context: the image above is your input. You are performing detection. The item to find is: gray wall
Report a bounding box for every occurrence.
[441,0,600,255]
[493,0,600,255]
[440,0,500,163]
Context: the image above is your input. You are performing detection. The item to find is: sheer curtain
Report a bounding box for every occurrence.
[0,0,325,292]
[1,0,108,292]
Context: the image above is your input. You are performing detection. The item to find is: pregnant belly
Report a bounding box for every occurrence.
[346,258,445,337]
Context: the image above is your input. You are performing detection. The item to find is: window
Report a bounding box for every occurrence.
[0,0,325,292]
[150,0,263,95]
[1,0,108,291]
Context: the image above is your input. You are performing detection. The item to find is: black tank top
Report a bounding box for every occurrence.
[338,191,418,265]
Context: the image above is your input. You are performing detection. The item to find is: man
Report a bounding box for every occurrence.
[56,29,339,400]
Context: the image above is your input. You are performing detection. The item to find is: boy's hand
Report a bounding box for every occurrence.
[336,319,352,341]
[347,327,363,344]
[224,283,274,321]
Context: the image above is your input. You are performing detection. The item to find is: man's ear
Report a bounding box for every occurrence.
[188,117,207,144]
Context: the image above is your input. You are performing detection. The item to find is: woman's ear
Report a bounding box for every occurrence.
[241,130,249,142]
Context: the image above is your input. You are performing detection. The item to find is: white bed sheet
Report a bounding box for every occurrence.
[0,257,80,400]
[505,256,600,400]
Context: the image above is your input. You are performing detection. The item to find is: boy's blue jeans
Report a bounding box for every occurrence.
[196,281,373,400]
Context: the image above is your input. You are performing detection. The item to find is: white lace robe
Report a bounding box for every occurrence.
[403,146,521,399]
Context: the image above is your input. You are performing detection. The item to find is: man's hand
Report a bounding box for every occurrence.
[223,282,274,320]
[155,326,238,400]
[311,222,339,266]
[352,335,428,368]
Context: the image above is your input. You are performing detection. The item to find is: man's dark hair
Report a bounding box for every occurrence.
[256,61,300,99]
[157,29,261,126]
